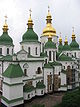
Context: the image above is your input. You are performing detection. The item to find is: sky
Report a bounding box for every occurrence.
[0,0,80,52]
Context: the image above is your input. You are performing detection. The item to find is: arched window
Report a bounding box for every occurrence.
[74,52,76,57]
[45,59,47,64]
[28,47,30,55]
[0,48,2,55]
[49,85,52,90]
[41,90,43,94]
[24,69,27,76]
[36,67,42,74]
[35,47,37,55]
[49,51,51,61]
[7,48,9,54]
[67,53,68,56]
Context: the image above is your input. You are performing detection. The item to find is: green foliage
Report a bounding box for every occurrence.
[54,88,80,107]
[62,89,80,107]
[32,104,45,107]
[53,104,62,107]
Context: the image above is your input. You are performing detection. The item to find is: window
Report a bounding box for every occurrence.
[53,51,55,61]
[12,49,13,54]
[45,59,47,64]
[50,85,52,90]
[36,67,42,74]
[35,47,37,55]
[74,52,76,57]
[7,48,9,54]
[24,69,27,76]
[41,90,43,94]
[64,66,65,69]
[49,51,51,61]
[67,53,68,56]
[59,72,60,75]
[41,80,43,83]
[72,66,74,69]
[28,94,30,98]
[0,48,2,55]
[28,47,30,55]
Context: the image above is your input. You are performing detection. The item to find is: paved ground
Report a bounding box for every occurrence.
[24,93,64,107]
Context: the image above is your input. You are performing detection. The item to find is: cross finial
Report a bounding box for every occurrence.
[72,27,74,32]
[4,15,8,24]
[60,32,61,36]
[29,8,32,17]
[48,5,50,12]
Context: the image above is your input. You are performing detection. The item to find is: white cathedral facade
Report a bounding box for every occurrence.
[0,9,80,107]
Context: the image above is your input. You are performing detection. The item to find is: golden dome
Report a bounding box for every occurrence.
[3,15,8,32]
[59,32,62,44]
[72,27,76,40]
[64,36,68,45]
[42,6,56,36]
[27,9,34,29]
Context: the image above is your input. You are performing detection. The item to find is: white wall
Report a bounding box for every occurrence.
[44,68,53,93]
[54,66,61,75]
[0,45,14,56]
[44,48,57,62]
[60,73,66,86]
[21,42,40,57]
[24,90,35,100]
[19,61,43,78]
[36,88,45,96]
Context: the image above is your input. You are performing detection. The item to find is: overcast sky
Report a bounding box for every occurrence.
[0,0,80,52]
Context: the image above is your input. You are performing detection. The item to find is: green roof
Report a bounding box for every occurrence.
[50,61,62,66]
[58,54,73,61]
[56,52,61,60]
[44,63,52,68]
[0,55,12,61]
[44,39,56,49]
[0,32,13,46]
[40,52,48,57]
[22,28,38,42]
[23,85,35,92]
[58,44,63,52]
[62,44,71,51]
[2,64,23,78]
[70,40,79,50]
[36,81,45,89]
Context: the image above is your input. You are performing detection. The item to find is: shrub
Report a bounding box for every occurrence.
[32,104,45,107]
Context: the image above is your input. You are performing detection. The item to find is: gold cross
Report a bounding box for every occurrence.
[48,5,50,12]
[4,15,8,24]
[72,27,74,32]
[60,32,61,37]
[29,8,32,17]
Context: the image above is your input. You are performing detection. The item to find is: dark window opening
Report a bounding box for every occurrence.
[24,69,27,76]
[41,90,43,94]
[28,47,30,55]
[36,67,42,74]
[35,47,38,55]
[28,94,30,98]
[49,51,51,61]
[0,48,2,55]
[7,48,9,54]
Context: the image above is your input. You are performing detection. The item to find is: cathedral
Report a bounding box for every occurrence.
[0,8,80,107]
